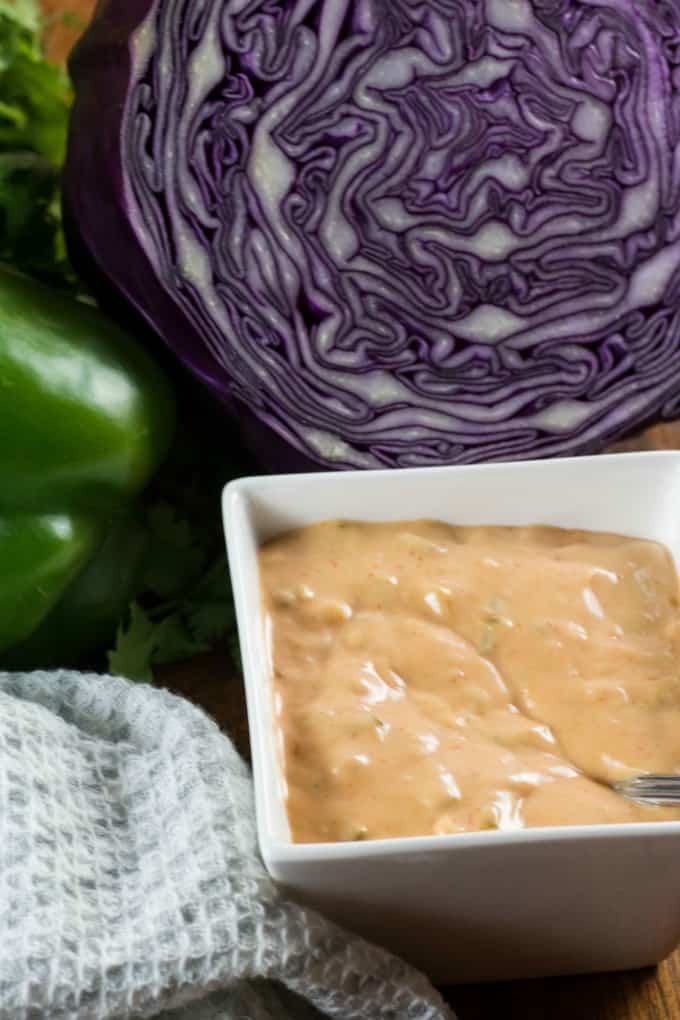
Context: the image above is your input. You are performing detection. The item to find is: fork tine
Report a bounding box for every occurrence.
[614,773,680,805]
[621,795,680,805]
[624,774,680,784]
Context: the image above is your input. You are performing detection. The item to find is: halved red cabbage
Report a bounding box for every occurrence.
[65,0,680,468]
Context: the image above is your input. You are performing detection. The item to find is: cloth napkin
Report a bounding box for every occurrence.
[0,671,455,1020]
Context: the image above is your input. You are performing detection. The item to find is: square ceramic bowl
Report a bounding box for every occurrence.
[222,451,680,984]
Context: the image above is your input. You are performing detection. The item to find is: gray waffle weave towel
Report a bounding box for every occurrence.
[0,671,455,1020]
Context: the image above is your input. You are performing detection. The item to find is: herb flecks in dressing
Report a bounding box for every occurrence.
[260,522,680,843]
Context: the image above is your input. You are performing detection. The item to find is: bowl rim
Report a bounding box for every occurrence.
[223,450,680,866]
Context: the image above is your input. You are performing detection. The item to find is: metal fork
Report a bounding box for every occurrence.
[613,774,680,806]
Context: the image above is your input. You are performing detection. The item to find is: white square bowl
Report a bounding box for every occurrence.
[223,452,680,985]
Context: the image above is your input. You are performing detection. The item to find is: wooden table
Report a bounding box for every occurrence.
[160,420,680,1020]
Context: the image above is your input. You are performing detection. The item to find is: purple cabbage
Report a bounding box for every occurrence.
[65,0,680,469]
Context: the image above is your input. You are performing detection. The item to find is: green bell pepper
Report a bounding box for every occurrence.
[0,267,175,667]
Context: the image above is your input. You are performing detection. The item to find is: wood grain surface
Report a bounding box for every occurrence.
[40,0,93,64]
[161,420,680,1020]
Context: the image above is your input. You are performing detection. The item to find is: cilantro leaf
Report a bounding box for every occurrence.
[186,596,233,647]
[0,0,70,163]
[108,518,239,679]
[142,501,205,599]
[185,561,235,645]
[105,401,250,682]
[151,614,210,666]
[107,598,218,680]
[107,602,156,684]
[0,0,40,35]
[0,0,76,288]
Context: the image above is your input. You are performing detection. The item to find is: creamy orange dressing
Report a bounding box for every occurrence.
[259,522,680,842]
